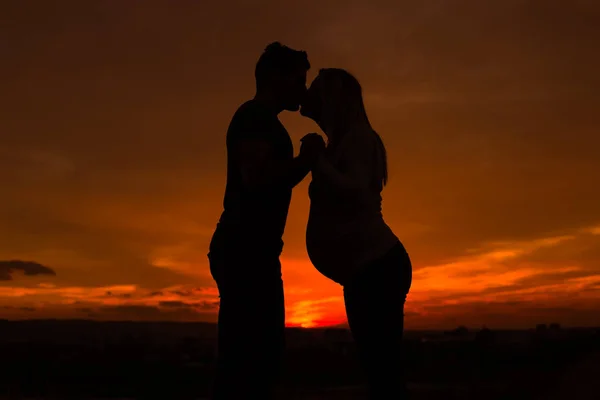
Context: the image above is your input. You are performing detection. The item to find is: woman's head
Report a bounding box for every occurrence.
[300,68,371,140]
[301,68,388,186]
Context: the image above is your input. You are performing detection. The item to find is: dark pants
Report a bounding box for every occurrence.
[208,251,285,400]
[343,241,413,400]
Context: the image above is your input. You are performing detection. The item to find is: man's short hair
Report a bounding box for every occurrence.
[255,42,310,89]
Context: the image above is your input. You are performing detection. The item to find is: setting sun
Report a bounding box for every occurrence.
[1,1,599,331]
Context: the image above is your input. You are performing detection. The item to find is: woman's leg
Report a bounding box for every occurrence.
[343,243,413,399]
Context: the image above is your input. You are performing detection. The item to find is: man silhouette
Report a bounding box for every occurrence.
[208,42,324,399]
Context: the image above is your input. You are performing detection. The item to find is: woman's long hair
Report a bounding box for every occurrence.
[317,68,388,187]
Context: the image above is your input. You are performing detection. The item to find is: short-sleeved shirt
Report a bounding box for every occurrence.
[210,100,294,258]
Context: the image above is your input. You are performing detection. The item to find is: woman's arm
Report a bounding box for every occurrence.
[312,140,372,192]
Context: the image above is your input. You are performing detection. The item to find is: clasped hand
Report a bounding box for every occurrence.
[299,133,326,167]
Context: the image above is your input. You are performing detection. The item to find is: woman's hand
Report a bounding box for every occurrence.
[299,133,326,167]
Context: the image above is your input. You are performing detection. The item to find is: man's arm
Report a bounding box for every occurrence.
[236,138,312,190]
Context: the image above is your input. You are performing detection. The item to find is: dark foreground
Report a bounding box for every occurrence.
[0,320,599,399]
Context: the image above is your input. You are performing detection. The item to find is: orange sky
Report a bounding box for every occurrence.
[1,1,600,329]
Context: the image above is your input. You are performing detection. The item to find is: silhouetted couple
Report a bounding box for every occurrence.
[208,42,413,399]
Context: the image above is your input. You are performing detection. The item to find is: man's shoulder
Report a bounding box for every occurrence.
[227,100,278,140]
[231,100,273,125]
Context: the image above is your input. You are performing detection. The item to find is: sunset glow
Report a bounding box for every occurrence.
[1,1,599,330]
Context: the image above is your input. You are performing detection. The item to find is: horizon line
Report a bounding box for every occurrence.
[1,318,599,331]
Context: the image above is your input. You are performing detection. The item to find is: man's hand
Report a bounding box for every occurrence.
[299,133,326,167]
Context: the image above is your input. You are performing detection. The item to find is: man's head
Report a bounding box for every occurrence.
[255,42,310,112]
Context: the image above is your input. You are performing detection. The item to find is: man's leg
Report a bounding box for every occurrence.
[248,277,286,396]
[211,255,285,399]
[212,285,244,399]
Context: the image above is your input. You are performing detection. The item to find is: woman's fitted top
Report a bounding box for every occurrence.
[306,129,399,285]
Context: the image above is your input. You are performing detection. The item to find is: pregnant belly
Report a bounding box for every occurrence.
[306,237,355,286]
[306,215,398,285]
[306,217,374,285]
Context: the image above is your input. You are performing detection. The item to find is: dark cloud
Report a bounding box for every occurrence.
[196,300,220,311]
[170,291,193,297]
[168,288,212,297]
[159,300,219,310]
[0,260,56,281]
[159,301,189,308]
[93,304,217,322]
[3,306,36,312]
[105,291,132,299]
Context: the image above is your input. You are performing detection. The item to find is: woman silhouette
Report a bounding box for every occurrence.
[300,68,413,399]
